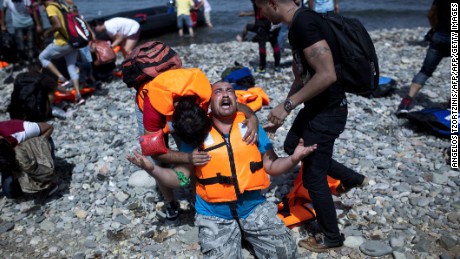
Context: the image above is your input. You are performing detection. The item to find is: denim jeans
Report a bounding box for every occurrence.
[412,31,451,85]
[1,170,23,198]
[78,46,93,83]
[277,23,289,53]
[39,42,79,80]
[14,25,35,61]
[284,107,364,244]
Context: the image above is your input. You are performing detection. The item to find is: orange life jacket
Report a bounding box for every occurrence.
[0,61,9,69]
[277,164,341,227]
[53,88,95,104]
[136,68,211,132]
[235,86,270,112]
[195,112,270,203]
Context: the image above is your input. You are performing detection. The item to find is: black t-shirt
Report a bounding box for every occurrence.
[433,0,451,33]
[288,8,346,115]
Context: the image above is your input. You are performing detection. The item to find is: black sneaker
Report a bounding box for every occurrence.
[335,176,369,196]
[396,97,414,117]
[165,201,179,222]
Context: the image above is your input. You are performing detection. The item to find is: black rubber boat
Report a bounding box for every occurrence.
[88,5,205,39]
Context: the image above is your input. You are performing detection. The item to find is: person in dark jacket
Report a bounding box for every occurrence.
[396,0,451,115]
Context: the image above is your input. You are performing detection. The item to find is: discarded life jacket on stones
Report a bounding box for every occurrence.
[235,87,270,112]
[277,164,341,227]
[53,88,95,104]
[136,68,211,133]
[195,112,270,203]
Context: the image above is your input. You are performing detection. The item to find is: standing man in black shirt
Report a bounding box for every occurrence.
[254,0,368,252]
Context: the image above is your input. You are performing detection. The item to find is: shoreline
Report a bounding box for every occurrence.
[0,27,458,258]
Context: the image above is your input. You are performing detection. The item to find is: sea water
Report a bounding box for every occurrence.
[3,0,433,46]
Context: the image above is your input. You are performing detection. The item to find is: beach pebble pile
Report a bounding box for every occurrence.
[0,27,458,258]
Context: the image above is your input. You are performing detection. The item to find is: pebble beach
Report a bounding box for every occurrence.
[0,27,458,259]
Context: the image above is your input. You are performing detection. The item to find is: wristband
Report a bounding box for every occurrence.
[174,169,190,187]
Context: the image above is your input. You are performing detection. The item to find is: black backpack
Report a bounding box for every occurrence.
[297,9,379,96]
[0,31,17,63]
[8,73,51,122]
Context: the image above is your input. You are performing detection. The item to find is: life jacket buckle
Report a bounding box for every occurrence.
[249,161,263,173]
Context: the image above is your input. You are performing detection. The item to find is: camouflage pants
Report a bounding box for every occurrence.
[195,201,297,259]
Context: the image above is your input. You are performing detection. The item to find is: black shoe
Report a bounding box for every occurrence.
[396,96,414,117]
[165,201,179,223]
[335,176,369,196]
[299,235,343,253]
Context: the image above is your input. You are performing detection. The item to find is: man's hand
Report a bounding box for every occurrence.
[263,122,280,139]
[190,148,211,166]
[127,149,155,172]
[43,29,52,38]
[267,103,289,126]
[242,114,258,144]
[35,24,43,34]
[291,139,317,164]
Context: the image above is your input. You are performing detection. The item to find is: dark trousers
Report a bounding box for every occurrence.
[247,20,281,69]
[1,171,23,198]
[284,107,364,244]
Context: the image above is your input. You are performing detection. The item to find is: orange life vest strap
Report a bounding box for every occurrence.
[196,173,235,185]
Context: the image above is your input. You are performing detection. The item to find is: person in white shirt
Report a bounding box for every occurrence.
[196,0,212,27]
[93,17,140,58]
[0,120,55,199]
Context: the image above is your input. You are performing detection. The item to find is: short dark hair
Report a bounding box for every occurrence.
[172,96,211,148]
[91,18,105,27]
[0,138,19,173]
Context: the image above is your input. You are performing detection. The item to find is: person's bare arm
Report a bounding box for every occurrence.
[263,138,317,176]
[196,0,204,9]
[43,14,63,38]
[38,122,53,138]
[143,129,211,165]
[267,40,336,126]
[127,150,194,188]
[0,8,7,31]
[290,40,337,105]
[239,11,255,17]
[29,4,43,34]
[110,33,124,48]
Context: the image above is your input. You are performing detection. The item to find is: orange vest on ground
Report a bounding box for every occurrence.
[277,164,341,227]
[53,88,95,104]
[195,112,270,203]
[136,68,211,132]
[0,61,9,69]
[235,86,270,112]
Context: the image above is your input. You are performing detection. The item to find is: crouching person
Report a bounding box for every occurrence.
[128,81,317,258]
[0,120,58,198]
